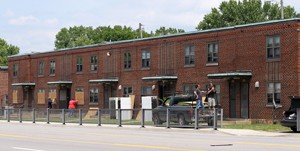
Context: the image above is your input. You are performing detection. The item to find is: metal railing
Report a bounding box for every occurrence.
[0,108,223,130]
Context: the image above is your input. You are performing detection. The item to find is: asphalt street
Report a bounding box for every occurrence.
[0,121,299,151]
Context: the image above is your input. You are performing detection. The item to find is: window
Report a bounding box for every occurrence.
[38,89,45,93]
[207,43,218,63]
[142,49,150,68]
[76,88,84,92]
[141,86,152,96]
[76,57,83,72]
[49,60,55,75]
[123,86,133,97]
[38,61,44,76]
[90,55,98,71]
[90,88,99,103]
[183,84,195,95]
[13,64,18,77]
[267,36,280,59]
[48,89,56,93]
[267,82,281,104]
[184,45,195,65]
[124,52,132,69]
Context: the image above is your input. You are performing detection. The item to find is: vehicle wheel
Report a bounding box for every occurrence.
[178,115,187,126]
[153,114,162,125]
[291,127,298,132]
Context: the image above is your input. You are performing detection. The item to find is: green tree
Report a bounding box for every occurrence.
[55,26,94,49]
[55,25,139,49]
[55,25,186,49]
[197,0,300,30]
[0,38,19,66]
[154,27,185,36]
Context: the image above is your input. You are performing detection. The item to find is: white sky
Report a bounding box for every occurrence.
[0,0,299,54]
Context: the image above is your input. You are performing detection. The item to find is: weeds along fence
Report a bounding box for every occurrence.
[0,108,223,129]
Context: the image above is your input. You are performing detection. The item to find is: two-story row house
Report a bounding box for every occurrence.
[0,66,8,108]
[8,18,300,119]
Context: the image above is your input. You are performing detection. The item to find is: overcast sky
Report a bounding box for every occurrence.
[1,0,299,54]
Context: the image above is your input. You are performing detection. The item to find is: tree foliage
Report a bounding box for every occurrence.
[55,25,184,49]
[197,0,300,30]
[0,38,19,66]
[154,27,185,36]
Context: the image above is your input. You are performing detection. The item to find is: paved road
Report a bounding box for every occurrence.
[0,121,299,151]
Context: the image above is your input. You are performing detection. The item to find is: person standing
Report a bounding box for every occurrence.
[194,84,205,114]
[207,82,216,110]
[68,98,78,117]
[47,97,53,109]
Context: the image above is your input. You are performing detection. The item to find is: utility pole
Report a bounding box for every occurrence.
[265,0,284,19]
[280,0,284,19]
[139,23,144,38]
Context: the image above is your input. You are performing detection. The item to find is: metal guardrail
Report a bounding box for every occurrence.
[0,108,223,130]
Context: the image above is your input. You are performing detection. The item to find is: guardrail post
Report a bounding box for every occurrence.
[79,109,82,125]
[97,109,101,126]
[213,108,217,130]
[7,109,10,122]
[297,108,300,132]
[62,109,65,125]
[141,109,145,128]
[118,109,122,127]
[166,108,170,128]
[194,108,199,129]
[47,108,50,124]
[220,109,223,128]
[19,108,22,123]
[32,108,36,123]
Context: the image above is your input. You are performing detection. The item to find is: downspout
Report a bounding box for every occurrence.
[27,55,33,108]
[27,55,31,82]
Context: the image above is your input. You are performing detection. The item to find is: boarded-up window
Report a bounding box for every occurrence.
[48,89,56,100]
[75,88,84,105]
[13,90,18,103]
[37,89,45,104]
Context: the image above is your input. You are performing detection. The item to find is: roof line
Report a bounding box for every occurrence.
[9,18,300,58]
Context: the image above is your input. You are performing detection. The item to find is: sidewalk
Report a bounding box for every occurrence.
[217,128,288,137]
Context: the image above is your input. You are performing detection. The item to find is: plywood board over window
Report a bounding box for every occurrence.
[38,92,45,104]
[75,91,84,105]
[49,92,56,99]
[13,90,18,104]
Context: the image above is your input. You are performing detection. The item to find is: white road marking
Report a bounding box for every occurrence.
[12,147,45,151]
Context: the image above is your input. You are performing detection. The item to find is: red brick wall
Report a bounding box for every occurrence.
[8,20,300,119]
[0,70,8,108]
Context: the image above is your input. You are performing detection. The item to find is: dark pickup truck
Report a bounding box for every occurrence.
[280,96,300,132]
[152,95,212,126]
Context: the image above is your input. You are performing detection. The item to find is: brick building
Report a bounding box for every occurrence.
[0,66,8,108]
[8,18,300,119]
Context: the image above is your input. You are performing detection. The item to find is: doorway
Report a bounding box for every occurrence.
[158,81,176,99]
[229,81,237,118]
[229,79,249,118]
[23,86,34,109]
[104,83,117,109]
[241,82,249,118]
[59,88,70,109]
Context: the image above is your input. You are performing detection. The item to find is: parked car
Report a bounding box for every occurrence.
[280,96,300,132]
[152,95,212,126]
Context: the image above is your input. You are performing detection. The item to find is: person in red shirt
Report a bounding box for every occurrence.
[68,99,78,117]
